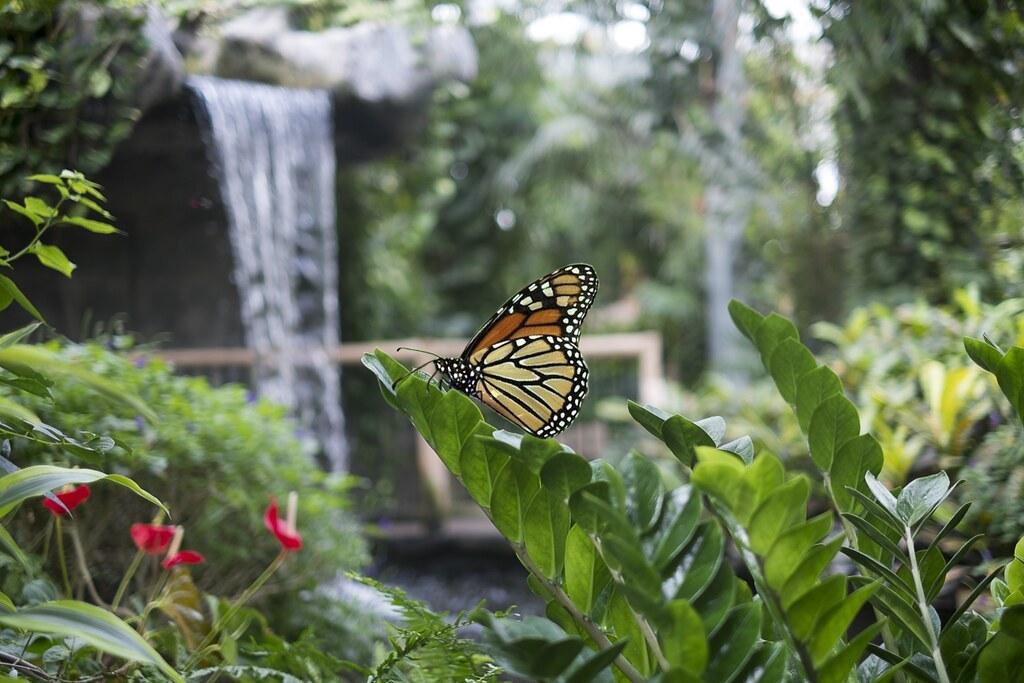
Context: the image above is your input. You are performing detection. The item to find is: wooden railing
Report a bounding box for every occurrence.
[156,332,665,528]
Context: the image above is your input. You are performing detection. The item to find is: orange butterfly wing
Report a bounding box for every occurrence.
[434,264,598,437]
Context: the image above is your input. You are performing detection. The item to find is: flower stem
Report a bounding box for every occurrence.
[68,524,107,607]
[185,550,289,669]
[54,517,72,598]
[112,549,145,611]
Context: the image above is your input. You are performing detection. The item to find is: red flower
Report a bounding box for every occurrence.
[264,494,301,551]
[131,523,176,554]
[161,550,205,570]
[42,485,90,516]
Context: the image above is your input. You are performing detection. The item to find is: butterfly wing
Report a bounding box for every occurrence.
[470,335,588,438]
[462,263,598,358]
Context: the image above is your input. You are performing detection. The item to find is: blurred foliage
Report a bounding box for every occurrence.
[961,424,1024,551]
[819,0,1024,302]
[813,286,1024,483]
[0,337,375,659]
[0,1,148,201]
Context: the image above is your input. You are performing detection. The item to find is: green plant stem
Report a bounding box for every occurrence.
[7,196,65,263]
[511,544,646,683]
[826,473,903,672]
[112,549,145,611]
[633,611,669,671]
[54,517,71,598]
[68,524,107,607]
[184,550,289,669]
[904,525,950,683]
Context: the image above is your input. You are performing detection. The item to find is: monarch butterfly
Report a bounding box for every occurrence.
[403,264,598,438]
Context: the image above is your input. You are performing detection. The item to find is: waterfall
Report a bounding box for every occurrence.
[189,75,348,472]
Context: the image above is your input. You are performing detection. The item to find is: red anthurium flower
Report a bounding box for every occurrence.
[42,484,90,516]
[131,523,176,554]
[160,525,204,570]
[264,492,302,551]
[161,550,205,570]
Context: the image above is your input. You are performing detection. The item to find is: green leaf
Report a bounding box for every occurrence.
[844,513,904,560]
[563,524,609,614]
[808,393,860,470]
[753,313,800,360]
[788,574,847,641]
[819,621,887,683]
[0,323,42,349]
[0,466,167,518]
[664,521,726,602]
[896,471,950,526]
[491,458,539,542]
[977,604,1024,682]
[568,482,613,536]
[0,276,44,322]
[628,401,671,440]
[2,199,43,226]
[690,560,736,634]
[720,435,754,464]
[0,523,30,572]
[780,536,845,609]
[608,588,651,676]
[540,451,592,502]
[768,337,818,404]
[728,300,765,343]
[662,415,715,467]
[809,581,879,665]
[747,476,810,555]
[694,417,726,446]
[764,512,833,588]
[648,486,701,571]
[564,640,629,683]
[619,450,664,533]
[0,601,183,682]
[29,242,75,277]
[60,215,122,234]
[703,602,760,681]
[830,433,884,512]
[523,488,570,579]
[361,350,403,409]
[964,336,1003,373]
[27,174,63,185]
[853,578,932,648]
[796,366,844,433]
[995,347,1024,421]
[0,345,155,422]
[864,471,899,518]
[660,599,707,675]
[460,423,506,508]
[433,390,484,474]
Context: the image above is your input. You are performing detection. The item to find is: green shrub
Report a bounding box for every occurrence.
[364,300,1024,682]
[1,337,372,650]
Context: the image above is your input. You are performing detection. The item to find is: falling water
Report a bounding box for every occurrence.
[189,76,348,471]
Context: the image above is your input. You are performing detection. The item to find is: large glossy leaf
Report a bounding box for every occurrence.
[0,600,183,681]
[747,477,810,556]
[703,602,760,681]
[619,451,664,533]
[728,300,766,343]
[523,489,570,579]
[663,521,725,603]
[977,604,1024,682]
[768,337,818,404]
[807,393,860,471]
[895,472,950,526]
[763,512,832,588]
[564,524,610,614]
[830,433,884,512]
[0,466,166,517]
[491,458,539,542]
[540,452,592,502]
[459,423,506,508]
[660,599,707,675]
[795,366,844,433]
[647,486,701,572]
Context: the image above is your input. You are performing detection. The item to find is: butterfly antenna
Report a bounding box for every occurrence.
[391,348,442,390]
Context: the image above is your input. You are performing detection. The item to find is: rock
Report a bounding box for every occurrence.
[216,6,477,98]
[133,5,187,112]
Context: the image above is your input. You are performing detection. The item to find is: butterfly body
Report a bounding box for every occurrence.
[433,264,598,438]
